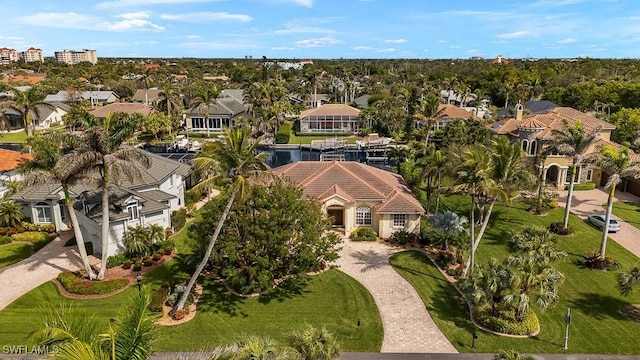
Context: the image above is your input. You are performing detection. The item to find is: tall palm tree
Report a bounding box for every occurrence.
[175,127,269,311]
[31,288,156,360]
[413,94,446,145]
[587,145,640,258]
[552,120,601,230]
[418,143,447,214]
[618,266,640,296]
[189,83,221,136]
[154,84,183,134]
[4,86,54,137]
[70,113,151,280]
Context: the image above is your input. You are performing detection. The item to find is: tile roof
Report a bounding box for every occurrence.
[0,148,32,172]
[299,104,360,118]
[76,186,170,223]
[2,75,45,84]
[187,97,247,117]
[89,102,154,118]
[438,104,482,121]
[593,139,640,163]
[132,88,162,103]
[272,161,424,214]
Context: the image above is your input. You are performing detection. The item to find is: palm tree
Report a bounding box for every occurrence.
[189,83,221,136]
[0,200,23,227]
[413,94,445,145]
[552,120,601,230]
[418,143,447,214]
[618,266,640,296]
[175,127,270,311]
[70,113,151,280]
[154,84,183,134]
[31,288,156,360]
[4,86,54,137]
[506,226,567,266]
[123,225,153,256]
[587,145,640,258]
[503,261,564,321]
[287,325,341,360]
[462,258,508,316]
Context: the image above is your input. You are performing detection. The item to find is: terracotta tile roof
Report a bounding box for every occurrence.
[489,106,614,140]
[438,104,482,121]
[89,102,154,118]
[0,148,32,172]
[299,104,360,118]
[2,75,45,84]
[273,161,424,214]
[593,139,640,163]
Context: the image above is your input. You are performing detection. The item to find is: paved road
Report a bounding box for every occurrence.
[558,188,640,257]
[0,231,80,311]
[334,240,457,354]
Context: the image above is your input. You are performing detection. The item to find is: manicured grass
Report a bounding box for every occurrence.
[611,201,640,229]
[0,131,29,143]
[0,216,383,352]
[0,243,33,269]
[289,133,360,145]
[391,195,640,354]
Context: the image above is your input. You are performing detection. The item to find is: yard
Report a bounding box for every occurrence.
[0,234,56,269]
[0,131,29,143]
[288,133,360,145]
[611,201,640,228]
[391,195,640,354]
[0,221,383,352]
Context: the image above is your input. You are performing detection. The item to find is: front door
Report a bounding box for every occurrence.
[327,208,344,227]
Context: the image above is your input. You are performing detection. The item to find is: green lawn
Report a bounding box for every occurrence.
[0,243,34,269]
[288,133,360,145]
[611,201,640,229]
[0,131,29,143]
[391,195,640,354]
[0,219,383,352]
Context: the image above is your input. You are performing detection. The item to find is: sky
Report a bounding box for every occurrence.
[1,0,639,59]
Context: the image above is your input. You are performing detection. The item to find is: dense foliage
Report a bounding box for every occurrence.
[57,271,129,295]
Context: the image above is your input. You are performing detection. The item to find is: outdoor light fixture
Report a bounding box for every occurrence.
[136,273,143,297]
[564,308,572,350]
[471,329,478,349]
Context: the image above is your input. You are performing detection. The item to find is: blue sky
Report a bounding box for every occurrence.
[1,0,638,59]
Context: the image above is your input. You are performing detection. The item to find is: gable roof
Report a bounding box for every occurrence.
[438,104,482,121]
[0,148,31,172]
[44,91,119,103]
[299,104,360,118]
[76,185,169,223]
[132,88,162,103]
[187,97,247,117]
[272,161,424,214]
[89,102,154,118]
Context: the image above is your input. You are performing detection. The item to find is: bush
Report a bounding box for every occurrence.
[573,182,597,191]
[525,193,558,214]
[133,260,142,272]
[19,222,56,233]
[150,287,169,312]
[389,230,419,246]
[184,189,201,208]
[143,258,154,267]
[171,208,188,232]
[275,123,292,144]
[152,253,162,261]
[583,252,621,270]
[0,227,18,236]
[549,222,574,235]
[0,235,11,245]
[166,292,193,308]
[11,231,52,251]
[20,222,38,232]
[349,228,377,242]
[107,253,129,269]
[122,260,132,269]
[473,304,539,336]
[38,224,56,233]
[161,239,175,255]
[57,272,128,295]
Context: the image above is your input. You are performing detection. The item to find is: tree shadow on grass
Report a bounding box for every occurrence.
[391,251,450,283]
[568,292,628,321]
[196,280,247,317]
[258,276,310,305]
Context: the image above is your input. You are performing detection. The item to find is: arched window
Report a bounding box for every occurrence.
[521,139,529,152]
[529,140,538,156]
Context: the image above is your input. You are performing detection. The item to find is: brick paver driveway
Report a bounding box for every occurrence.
[335,239,457,354]
[558,188,640,257]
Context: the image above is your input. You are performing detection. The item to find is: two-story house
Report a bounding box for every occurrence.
[184,97,248,133]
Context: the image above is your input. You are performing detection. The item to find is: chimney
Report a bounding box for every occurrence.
[515,103,523,121]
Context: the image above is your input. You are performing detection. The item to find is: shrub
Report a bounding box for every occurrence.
[150,287,169,312]
[171,208,188,232]
[20,222,38,232]
[143,258,154,267]
[389,230,419,246]
[0,235,11,245]
[583,252,621,270]
[349,228,377,242]
[573,182,597,191]
[133,260,142,272]
[161,239,175,255]
[38,224,56,233]
[525,193,558,214]
[473,304,539,336]
[57,272,128,295]
[184,189,201,208]
[11,231,49,243]
[275,123,292,144]
[152,253,162,261]
[0,227,18,236]
[122,260,132,269]
[549,222,574,235]
[173,309,187,320]
[107,253,129,268]
[166,292,193,308]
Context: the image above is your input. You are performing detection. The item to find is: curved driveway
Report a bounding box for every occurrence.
[335,239,457,354]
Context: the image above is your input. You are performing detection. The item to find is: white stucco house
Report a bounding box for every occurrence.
[272,161,424,238]
[11,151,192,257]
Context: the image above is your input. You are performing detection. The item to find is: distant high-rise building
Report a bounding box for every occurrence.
[54,49,98,65]
[0,47,19,65]
[20,47,44,63]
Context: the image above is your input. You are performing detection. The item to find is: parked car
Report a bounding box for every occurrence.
[587,214,621,233]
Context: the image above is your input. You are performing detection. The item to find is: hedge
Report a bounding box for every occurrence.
[572,182,597,191]
[349,228,378,242]
[20,222,56,233]
[150,286,169,312]
[107,253,129,268]
[294,132,351,137]
[276,123,292,144]
[0,235,11,245]
[11,231,55,251]
[473,304,539,336]
[171,208,188,232]
[57,272,129,295]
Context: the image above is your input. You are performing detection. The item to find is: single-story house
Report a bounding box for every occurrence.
[0,148,31,198]
[0,103,69,132]
[184,97,248,133]
[11,151,192,257]
[272,161,424,238]
[299,104,361,134]
[132,88,162,105]
[44,91,119,106]
[89,103,154,119]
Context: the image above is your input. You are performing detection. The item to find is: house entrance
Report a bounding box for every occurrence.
[546,165,560,187]
[327,207,344,227]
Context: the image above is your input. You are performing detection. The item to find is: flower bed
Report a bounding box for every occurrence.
[472,304,540,336]
[57,271,129,295]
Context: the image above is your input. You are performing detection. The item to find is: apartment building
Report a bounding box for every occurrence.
[0,47,19,65]
[54,49,98,65]
[20,47,44,63]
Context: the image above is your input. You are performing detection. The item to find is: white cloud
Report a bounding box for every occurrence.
[179,41,260,50]
[21,11,164,31]
[384,39,407,44]
[271,46,295,50]
[21,12,95,30]
[353,46,372,50]
[557,37,578,44]
[294,36,344,48]
[97,0,223,8]
[186,34,201,39]
[118,11,152,19]
[161,12,252,22]
[496,30,533,39]
[274,26,336,35]
[377,48,396,52]
[277,0,313,7]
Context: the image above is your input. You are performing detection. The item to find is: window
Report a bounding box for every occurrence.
[529,140,537,156]
[355,207,372,226]
[35,202,51,223]
[521,139,529,152]
[586,169,593,182]
[169,175,174,188]
[565,166,580,184]
[393,214,405,228]
[127,202,139,221]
